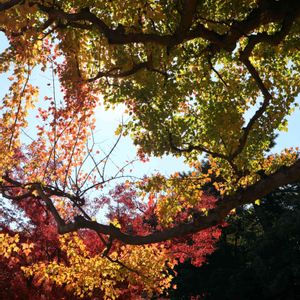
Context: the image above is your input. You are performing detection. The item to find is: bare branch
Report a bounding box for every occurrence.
[34,159,300,245]
[2,157,300,245]
[8,68,31,150]
[208,59,229,89]
[63,123,83,189]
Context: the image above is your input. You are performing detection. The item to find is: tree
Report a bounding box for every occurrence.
[170,182,300,299]
[1,182,221,298]
[0,0,300,297]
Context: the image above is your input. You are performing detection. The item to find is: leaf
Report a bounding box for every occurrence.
[32,190,39,197]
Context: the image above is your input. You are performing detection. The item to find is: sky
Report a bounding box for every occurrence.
[1,32,300,181]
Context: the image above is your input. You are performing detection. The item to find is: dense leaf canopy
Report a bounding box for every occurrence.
[0,0,300,298]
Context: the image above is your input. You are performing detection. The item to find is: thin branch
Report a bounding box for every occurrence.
[2,159,300,245]
[87,61,167,81]
[63,122,83,190]
[87,149,105,182]
[208,59,229,89]
[21,129,35,141]
[34,159,300,244]
[231,58,272,159]
[104,253,149,279]
[101,133,122,181]
[80,175,139,196]
[168,130,229,160]
[8,69,31,150]
[42,113,77,181]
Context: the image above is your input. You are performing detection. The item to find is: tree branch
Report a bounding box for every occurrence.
[35,0,300,52]
[0,0,22,12]
[40,159,300,245]
[240,14,296,60]
[168,131,229,160]
[230,58,272,159]
[176,0,198,35]
[2,158,300,245]
[34,184,66,228]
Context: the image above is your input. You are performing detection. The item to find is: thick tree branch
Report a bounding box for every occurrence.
[34,185,66,228]
[39,159,300,245]
[2,159,300,245]
[2,175,85,206]
[176,0,198,35]
[1,0,300,248]
[34,0,300,51]
[228,12,298,160]
[0,0,21,12]
[1,190,33,201]
[1,0,298,58]
[223,0,300,50]
[240,14,296,60]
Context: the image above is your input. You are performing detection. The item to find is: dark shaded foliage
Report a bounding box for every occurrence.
[170,183,300,300]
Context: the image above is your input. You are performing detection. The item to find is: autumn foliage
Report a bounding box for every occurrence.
[0,0,300,299]
[1,183,221,299]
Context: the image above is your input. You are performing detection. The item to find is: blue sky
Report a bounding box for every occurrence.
[1,32,299,180]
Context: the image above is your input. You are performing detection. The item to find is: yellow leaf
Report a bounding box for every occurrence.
[254,199,261,206]
[201,208,208,216]
[32,190,39,197]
